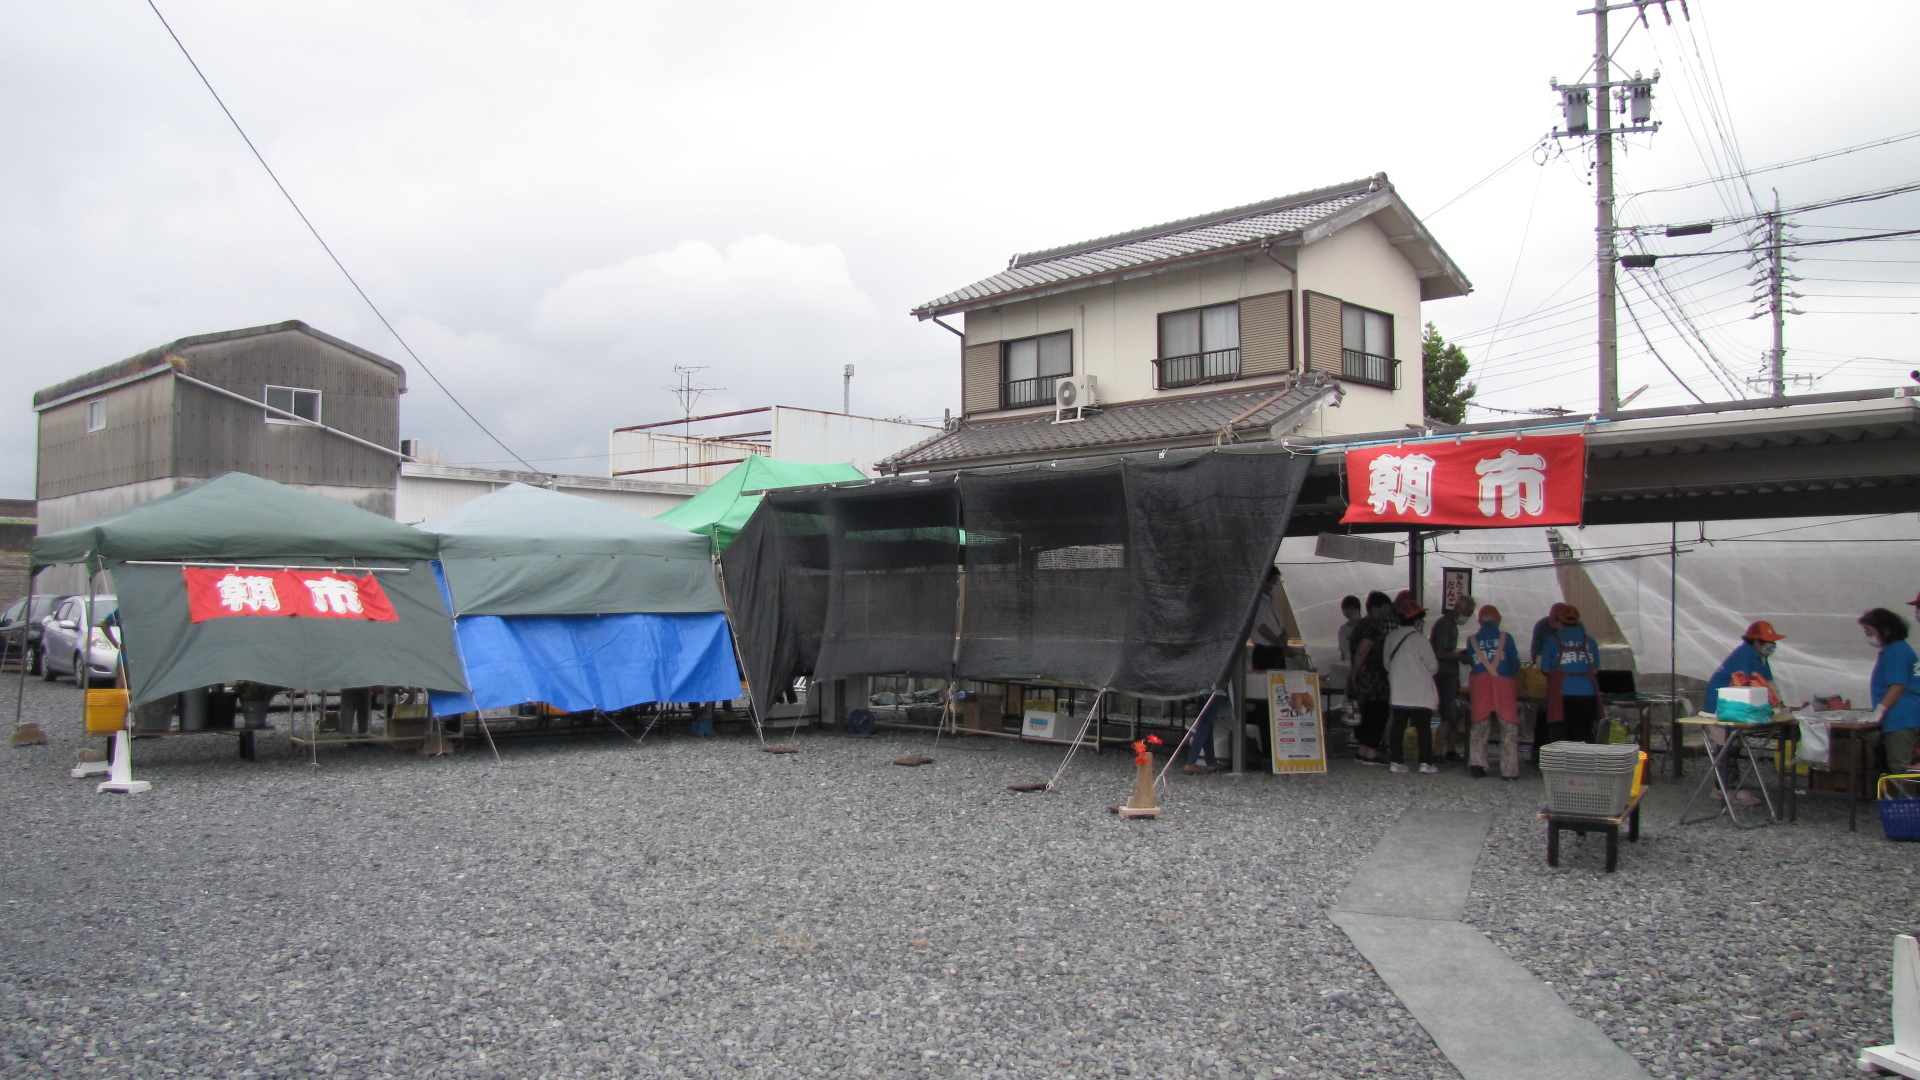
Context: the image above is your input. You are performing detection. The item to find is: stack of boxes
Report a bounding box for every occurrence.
[1539,741,1643,816]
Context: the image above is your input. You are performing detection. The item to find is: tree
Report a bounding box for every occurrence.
[1422,322,1477,424]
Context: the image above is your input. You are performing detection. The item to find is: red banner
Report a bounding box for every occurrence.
[1340,433,1585,527]
[183,568,400,624]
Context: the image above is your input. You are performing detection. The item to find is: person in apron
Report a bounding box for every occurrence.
[1467,605,1521,779]
[1540,605,1600,744]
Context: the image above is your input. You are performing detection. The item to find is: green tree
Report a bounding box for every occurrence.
[1422,322,1477,424]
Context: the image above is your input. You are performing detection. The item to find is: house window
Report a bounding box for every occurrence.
[265,385,322,425]
[1002,331,1072,408]
[1340,304,1396,387]
[1156,303,1240,389]
[86,400,106,433]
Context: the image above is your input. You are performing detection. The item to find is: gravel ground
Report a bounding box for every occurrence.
[0,677,1911,1079]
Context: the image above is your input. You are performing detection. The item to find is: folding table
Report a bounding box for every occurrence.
[1676,717,1796,828]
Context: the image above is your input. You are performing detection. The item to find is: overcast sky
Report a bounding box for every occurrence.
[4,1,1917,496]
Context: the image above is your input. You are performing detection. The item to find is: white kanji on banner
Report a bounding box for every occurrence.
[302,576,365,615]
[1365,453,1436,516]
[215,574,281,613]
[1474,448,1549,519]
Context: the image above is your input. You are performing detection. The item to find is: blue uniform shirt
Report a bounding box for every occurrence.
[1541,625,1598,696]
[1705,641,1775,712]
[1467,625,1520,678]
[1871,638,1920,733]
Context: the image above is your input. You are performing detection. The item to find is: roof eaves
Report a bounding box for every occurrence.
[912,239,1300,318]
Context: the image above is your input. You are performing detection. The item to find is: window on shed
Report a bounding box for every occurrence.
[264,385,322,425]
[86,400,106,433]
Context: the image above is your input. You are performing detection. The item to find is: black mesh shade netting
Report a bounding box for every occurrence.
[720,447,1312,717]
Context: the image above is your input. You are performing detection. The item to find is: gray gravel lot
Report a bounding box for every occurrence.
[0,677,1911,1080]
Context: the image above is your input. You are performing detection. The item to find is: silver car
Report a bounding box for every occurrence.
[40,595,119,687]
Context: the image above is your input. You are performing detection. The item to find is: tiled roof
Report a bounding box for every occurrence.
[881,373,1342,470]
[913,177,1385,316]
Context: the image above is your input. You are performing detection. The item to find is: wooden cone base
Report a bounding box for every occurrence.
[1117,760,1159,818]
[11,723,47,747]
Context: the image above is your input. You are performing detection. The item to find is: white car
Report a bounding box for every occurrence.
[40,595,119,687]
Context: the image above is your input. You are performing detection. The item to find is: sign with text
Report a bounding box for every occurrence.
[184,568,400,624]
[1442,566,1474,613]
[1340,433,1585,527]
[1268,671,1326,774]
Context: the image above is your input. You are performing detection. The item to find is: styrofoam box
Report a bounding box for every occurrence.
[1717,686,1770,707]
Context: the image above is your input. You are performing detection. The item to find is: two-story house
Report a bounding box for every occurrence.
[879,174,1471,473]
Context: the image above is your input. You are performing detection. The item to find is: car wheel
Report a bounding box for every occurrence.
[26,645,41,676]
[72,654,88,689]
[39,648,57,682]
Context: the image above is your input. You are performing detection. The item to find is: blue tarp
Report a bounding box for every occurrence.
[429,611,742,717]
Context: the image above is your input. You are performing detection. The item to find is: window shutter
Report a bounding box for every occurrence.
[1304,291,1343,374]
[962,341,1001,414]
[1238,291,1292,376]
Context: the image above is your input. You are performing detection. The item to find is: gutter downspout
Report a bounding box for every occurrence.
[1260,240,1304,377]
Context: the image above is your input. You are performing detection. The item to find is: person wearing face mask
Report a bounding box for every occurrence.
[1860,608,1920,774]
[1704,621,1786,715]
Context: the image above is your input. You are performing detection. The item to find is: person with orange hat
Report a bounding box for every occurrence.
[1466,605,1522,779]
[1705,621,1786,715]
[1539,604,1601,744]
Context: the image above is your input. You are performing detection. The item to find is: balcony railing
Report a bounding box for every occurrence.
[1341,349,1399,389]
[1154,348,1241,390]
[1003,374,1065,409]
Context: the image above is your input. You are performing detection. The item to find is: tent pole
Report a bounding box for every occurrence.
[10,565,42,746]
[1041,688,1106,792]
[710,550,764,746]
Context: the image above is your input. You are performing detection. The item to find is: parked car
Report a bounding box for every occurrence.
[40,595,119,687]
[0,594,69,674]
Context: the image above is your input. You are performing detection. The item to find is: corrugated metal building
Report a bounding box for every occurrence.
[33,321,406,589]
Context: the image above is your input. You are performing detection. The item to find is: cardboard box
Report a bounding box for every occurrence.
[959,696,1003,731]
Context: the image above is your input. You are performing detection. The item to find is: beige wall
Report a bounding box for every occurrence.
[1292,216,1426,437]
[958,211,1430,436]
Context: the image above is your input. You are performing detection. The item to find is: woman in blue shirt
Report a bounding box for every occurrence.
[1539,605,1600,744]
[1860,608,1920,774]
[1705,621,1785,713]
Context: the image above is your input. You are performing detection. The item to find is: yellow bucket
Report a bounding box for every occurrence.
[84,689,129,734]
[1629,750,1649,800]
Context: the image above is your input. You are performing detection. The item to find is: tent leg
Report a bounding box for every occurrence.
[11,565,43,747]
[1230,644,1247,776]
[97,725,150,795]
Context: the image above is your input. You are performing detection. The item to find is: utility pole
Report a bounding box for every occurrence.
[843,364,855,415]
[1593,2,1618,417]
[1551,3,1673,416]
[1765,192,1786,397]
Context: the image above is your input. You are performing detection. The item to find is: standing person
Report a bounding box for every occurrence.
[1704,621,1786,713]
[1429,593,1474,762]
[1336,595,1364,665]
[1384,591,1440,775]
[1530,602,1570,664]
[1346,591,1394,764]
[1466,605,1522,779]
[1182,693,1228,774]
[1540,605,1601,744]
[1860,608,1920,773]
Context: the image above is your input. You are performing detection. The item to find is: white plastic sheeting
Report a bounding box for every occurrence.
[1279,513,1919,705]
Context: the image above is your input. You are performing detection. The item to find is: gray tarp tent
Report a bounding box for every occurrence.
[30,472,467,705]
[417,482,721,615]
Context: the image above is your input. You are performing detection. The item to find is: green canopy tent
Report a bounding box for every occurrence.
[418,482,721,615]
[30,472,467,706]
[654,457,865,553]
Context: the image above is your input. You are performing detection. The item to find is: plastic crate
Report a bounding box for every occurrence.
[1544,768,1636,817]
[1877,774,1920,842]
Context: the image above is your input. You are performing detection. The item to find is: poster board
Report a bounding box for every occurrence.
[1268,671,1326,774]
[1442,566,1473,614]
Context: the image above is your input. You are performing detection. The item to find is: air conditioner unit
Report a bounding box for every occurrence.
[1053,375,1098,423]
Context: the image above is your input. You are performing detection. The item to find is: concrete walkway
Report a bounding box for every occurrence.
[1330,810,1651,1080]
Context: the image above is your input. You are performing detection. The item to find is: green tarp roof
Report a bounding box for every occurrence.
[415,483,722,616]
[654,457,865,551]
[31,472,440,568]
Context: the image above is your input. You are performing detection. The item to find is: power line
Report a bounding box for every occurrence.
[1628,126,1920,197]
[143,0,542,476]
